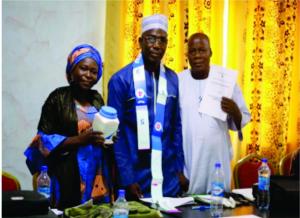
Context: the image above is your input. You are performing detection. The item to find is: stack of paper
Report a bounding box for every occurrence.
[193,195,236,208]
[140,197,195,213]
[232,188,255,201]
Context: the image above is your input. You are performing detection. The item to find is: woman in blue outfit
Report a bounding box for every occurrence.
[24,44,111,209]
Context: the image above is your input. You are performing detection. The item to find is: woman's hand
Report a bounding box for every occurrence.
[56,129,104,152]
[102,134,118,148]
[77,128,105,147]
[112,135,118,143]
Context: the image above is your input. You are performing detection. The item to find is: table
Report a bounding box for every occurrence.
[3,211,57,218]
[162,205,299,218]
[3,204,298,218]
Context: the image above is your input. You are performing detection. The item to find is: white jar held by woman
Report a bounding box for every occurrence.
[93,106,119,143]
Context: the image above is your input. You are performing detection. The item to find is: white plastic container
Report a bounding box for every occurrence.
[93,106,119,143]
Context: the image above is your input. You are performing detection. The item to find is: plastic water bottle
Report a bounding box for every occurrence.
[37,165,51,199]
[210,162,225,217]
[92,106,119,143]
[113,189,129,218]
[257,158,271,210]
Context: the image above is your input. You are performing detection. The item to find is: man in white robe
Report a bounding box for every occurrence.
[178,33,251,194]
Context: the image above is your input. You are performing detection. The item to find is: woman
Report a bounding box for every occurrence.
[25,44,111,209]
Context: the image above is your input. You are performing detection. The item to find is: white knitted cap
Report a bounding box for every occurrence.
[141,14,168,34]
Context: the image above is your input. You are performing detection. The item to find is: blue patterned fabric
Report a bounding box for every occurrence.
[108,59,184,197]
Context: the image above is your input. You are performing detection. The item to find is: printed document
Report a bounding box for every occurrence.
[199,65,238,121]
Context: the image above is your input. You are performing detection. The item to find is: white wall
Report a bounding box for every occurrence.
[2,1,106,190]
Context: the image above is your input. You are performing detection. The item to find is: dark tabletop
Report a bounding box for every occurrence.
[162,205,299,218]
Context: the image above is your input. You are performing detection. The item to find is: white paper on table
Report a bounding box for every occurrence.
[140,197,195,213]
[199,66,238,121]
[194,195,236,208]
[50,208,63,216]
[232,188,255,201]
[222,215,261,218]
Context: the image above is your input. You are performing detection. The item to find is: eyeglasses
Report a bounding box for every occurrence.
[143,35,168,45]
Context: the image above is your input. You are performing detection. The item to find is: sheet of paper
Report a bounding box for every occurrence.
[232,188,255,201]
[140,197,195,213]
[193,195,236,208]
[199,66,238,121]
[222,215,261,218]
[50,208,63,216]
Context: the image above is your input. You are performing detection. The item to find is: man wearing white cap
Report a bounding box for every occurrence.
[108,14,188,200]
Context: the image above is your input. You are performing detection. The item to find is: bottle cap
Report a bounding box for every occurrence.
[118,189,125,198]
[99,106,118,119]
[41,165,48,171]
[215,162,221,168]
[262,158,268,163]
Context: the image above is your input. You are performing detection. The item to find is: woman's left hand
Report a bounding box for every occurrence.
[112,135,118,143]
[102,135,118,148]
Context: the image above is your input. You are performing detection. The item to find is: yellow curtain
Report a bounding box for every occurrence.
[104,0,300,174]
[241,0,299,172]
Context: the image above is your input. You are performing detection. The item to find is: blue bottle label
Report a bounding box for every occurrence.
[211,182,224,197]
[258,176,270,191]
[38,187,50,198]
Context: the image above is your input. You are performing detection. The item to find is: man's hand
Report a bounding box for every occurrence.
[221,97,242,129]
[177,172,189,193]
[127,183,143,200]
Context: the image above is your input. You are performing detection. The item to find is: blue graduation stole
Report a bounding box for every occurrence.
[133,54,167,202]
